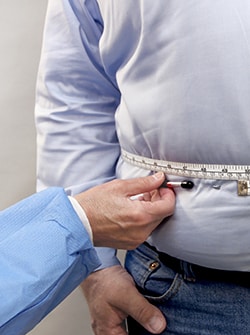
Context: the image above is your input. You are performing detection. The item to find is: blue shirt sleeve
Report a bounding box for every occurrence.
[0,187,100,335]
[35,0,121,270]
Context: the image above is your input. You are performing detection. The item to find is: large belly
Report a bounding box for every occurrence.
[117,160,250,271]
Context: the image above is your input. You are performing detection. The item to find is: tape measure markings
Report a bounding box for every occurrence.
[121,149,250,180]
[121,149,250,196]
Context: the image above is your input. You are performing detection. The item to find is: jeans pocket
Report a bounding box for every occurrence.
[125,244,182,303]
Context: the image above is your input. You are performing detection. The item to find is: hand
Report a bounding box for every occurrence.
[74,172,175,249]
[82,265,167,335]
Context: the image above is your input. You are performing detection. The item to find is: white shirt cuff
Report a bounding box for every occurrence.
[68,196,93,242]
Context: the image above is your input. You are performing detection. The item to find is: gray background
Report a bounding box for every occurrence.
[0,1,94,334]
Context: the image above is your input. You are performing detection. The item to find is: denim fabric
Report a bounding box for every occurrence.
[125,243,250,335]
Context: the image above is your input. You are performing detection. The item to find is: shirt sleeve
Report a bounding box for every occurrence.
[0,187,100,335]
[35,0,121,270]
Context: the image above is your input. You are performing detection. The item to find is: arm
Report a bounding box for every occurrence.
[35,0,120,269]
[0,174,174,335]
[0,187,100,335]
[36,0,120,192]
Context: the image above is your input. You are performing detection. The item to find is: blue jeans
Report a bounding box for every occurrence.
[125,243,250,335]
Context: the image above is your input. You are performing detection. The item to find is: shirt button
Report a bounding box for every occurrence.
[149,261,160,271]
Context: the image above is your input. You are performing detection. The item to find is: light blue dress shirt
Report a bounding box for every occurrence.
[36,0,250,271]
[0,187,100,335]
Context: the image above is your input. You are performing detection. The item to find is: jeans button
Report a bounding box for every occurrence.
[149,261,160,271]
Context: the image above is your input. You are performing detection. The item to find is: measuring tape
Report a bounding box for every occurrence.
[121,149,250,196]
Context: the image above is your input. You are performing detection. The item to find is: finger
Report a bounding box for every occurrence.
[159,186,175,199]
[124,293,167,334]
[124,172,165,197]
[142,188,176,217]
[138,192,151,201]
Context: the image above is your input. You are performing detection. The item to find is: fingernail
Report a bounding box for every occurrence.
[148,316,166,333]
[152,172,164,180]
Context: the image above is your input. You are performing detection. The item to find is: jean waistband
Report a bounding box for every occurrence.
[144,242,250,287]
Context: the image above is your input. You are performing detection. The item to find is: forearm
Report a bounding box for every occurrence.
[0,188,100,335]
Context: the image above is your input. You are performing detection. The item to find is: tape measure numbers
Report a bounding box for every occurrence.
[121,149,250,196]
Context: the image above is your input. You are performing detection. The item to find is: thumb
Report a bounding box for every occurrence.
[125,172,165,197]
[126,292,167,334]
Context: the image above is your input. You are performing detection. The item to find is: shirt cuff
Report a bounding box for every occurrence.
[68,196,93,242]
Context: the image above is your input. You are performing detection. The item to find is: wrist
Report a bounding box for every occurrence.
[68,196,93,242]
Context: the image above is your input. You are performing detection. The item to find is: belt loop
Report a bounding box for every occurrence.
[181,261,196,282]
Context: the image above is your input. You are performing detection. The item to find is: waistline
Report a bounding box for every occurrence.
[121,149,250,196]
